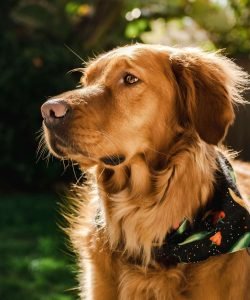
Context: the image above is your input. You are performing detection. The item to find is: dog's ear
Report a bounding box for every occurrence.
[169,49,248,144]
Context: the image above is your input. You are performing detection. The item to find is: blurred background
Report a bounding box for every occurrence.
[0,0,250,299]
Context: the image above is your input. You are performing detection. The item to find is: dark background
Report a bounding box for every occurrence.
[0,1,250,299]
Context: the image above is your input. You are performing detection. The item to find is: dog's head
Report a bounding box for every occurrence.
[41,44,247,168]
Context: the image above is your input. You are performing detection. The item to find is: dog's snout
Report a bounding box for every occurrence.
[41,99,70,128]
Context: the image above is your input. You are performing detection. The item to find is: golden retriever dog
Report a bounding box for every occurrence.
[41,44,250,299]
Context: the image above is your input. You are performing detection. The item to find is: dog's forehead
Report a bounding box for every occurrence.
[99,45,155,61]
[86,45,167,76]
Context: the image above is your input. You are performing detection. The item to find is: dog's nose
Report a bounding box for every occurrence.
[41,99,70,128]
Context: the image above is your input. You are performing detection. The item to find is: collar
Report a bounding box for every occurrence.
[153,152,250,265]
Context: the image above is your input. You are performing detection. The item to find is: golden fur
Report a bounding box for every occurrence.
[42,44,250,299]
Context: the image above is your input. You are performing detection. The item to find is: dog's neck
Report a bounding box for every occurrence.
[96,136,217,264]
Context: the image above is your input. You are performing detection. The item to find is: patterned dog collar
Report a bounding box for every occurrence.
[153,152,250,264]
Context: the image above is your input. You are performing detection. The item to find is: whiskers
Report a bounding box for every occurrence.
[61,159,70,175]
[36,128,51,165]
[36,126,128,187]
[62,158,85,185]
[36,128,85,185]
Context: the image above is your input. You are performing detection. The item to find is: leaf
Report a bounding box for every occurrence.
[229,170,236,183]
[178,231,211,245]
[230,232,250,253]
[125,19,148,38]
[176,219,189,234]
[229,188,249,211]
[65,2,79,15]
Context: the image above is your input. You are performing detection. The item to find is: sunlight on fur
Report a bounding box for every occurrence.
[41,44,250,299]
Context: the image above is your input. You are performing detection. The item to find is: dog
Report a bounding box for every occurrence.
[41,44,250,299]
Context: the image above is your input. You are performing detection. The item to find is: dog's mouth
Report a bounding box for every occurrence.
[44,125,126,167]
[49,138,126,166]
[49,136,67,157]
[45,129,72,158]
[43,123,78,158]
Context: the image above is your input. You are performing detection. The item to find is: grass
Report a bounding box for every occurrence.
[0,193,78,300]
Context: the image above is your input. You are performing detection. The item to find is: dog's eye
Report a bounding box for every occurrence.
[124,73,139,85]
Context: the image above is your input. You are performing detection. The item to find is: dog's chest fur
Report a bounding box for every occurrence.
[80,219,250,300]
[68,145,250,299]
[98,143,215,265]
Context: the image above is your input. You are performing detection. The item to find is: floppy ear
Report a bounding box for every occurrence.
[169,49,248,144]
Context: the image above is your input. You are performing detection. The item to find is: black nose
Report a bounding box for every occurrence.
[41,99,70,129]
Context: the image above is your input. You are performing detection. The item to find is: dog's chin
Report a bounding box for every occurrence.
[47,138,67,159]
[48,143,98,168]
[44,130,92,164]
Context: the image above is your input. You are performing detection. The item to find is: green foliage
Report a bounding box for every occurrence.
[0,0,126,190]
[124,0,250,54]
[0,0,249,190]
[0,34,76,189]
[0,194,76,300]
[125,19,149,38]
[1,1,250,298]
